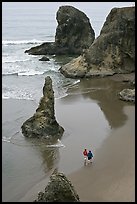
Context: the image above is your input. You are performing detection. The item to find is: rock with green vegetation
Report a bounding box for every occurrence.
[34,172,80,202]
[21,76,64,139]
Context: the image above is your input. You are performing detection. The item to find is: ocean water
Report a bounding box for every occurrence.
[2,2,134,202]
[2,2,133,101]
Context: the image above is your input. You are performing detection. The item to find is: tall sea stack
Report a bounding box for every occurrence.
[25,5,95,55]
[21,76,64,140]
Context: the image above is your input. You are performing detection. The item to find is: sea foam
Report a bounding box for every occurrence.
[2,39,45,45]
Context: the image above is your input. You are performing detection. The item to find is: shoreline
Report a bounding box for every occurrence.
[19,105,135,202]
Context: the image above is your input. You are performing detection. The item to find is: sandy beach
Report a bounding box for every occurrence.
[19,105,135,202]
[68,105,135,202]
[17,75,135,202]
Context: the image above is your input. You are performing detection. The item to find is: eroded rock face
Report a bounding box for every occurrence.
[34,172,80,202]
[60,6,135,78]
[54,5,95,55]
[25,5,95,55]
[21,76,64,139]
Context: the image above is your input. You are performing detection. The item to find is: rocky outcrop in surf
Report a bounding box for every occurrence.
[21,76,64,139]
[34,172,80,202]
[39,56,50,61]
[25,5,95,55]
[60,6,135,78]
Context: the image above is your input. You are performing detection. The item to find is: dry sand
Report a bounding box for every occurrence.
[68,105,135,202]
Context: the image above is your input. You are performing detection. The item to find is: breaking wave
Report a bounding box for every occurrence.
[2,39,45,45]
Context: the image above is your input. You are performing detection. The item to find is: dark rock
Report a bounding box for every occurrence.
[25,5,95,55]
[60,7,135,78]
[34,172,80,202]
[39,56,50,61]
[25,42,55,55]
[21,76,64,139]
[54,5,95,55]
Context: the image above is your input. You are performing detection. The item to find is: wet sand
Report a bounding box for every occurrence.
[19,105,135,202]
[18,74,135,202]
[3,73,135,202]
[68,105,135,202]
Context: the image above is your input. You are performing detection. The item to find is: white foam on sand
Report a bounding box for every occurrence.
[46,139,65,148]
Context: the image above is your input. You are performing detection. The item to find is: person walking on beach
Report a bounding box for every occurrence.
[83,148,88,163]
[87,150,93,163]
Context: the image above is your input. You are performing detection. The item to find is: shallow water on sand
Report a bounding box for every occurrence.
[2,75,134,201]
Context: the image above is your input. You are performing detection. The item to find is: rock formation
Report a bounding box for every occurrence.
[39,56,50,61]
[60,6,135,78]
[119,88,135,103]
[34,172,80,202]
[25,5,95,55]
[21,76,64,139]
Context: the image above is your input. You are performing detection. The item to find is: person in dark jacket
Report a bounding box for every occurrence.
[87,150,93,163]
